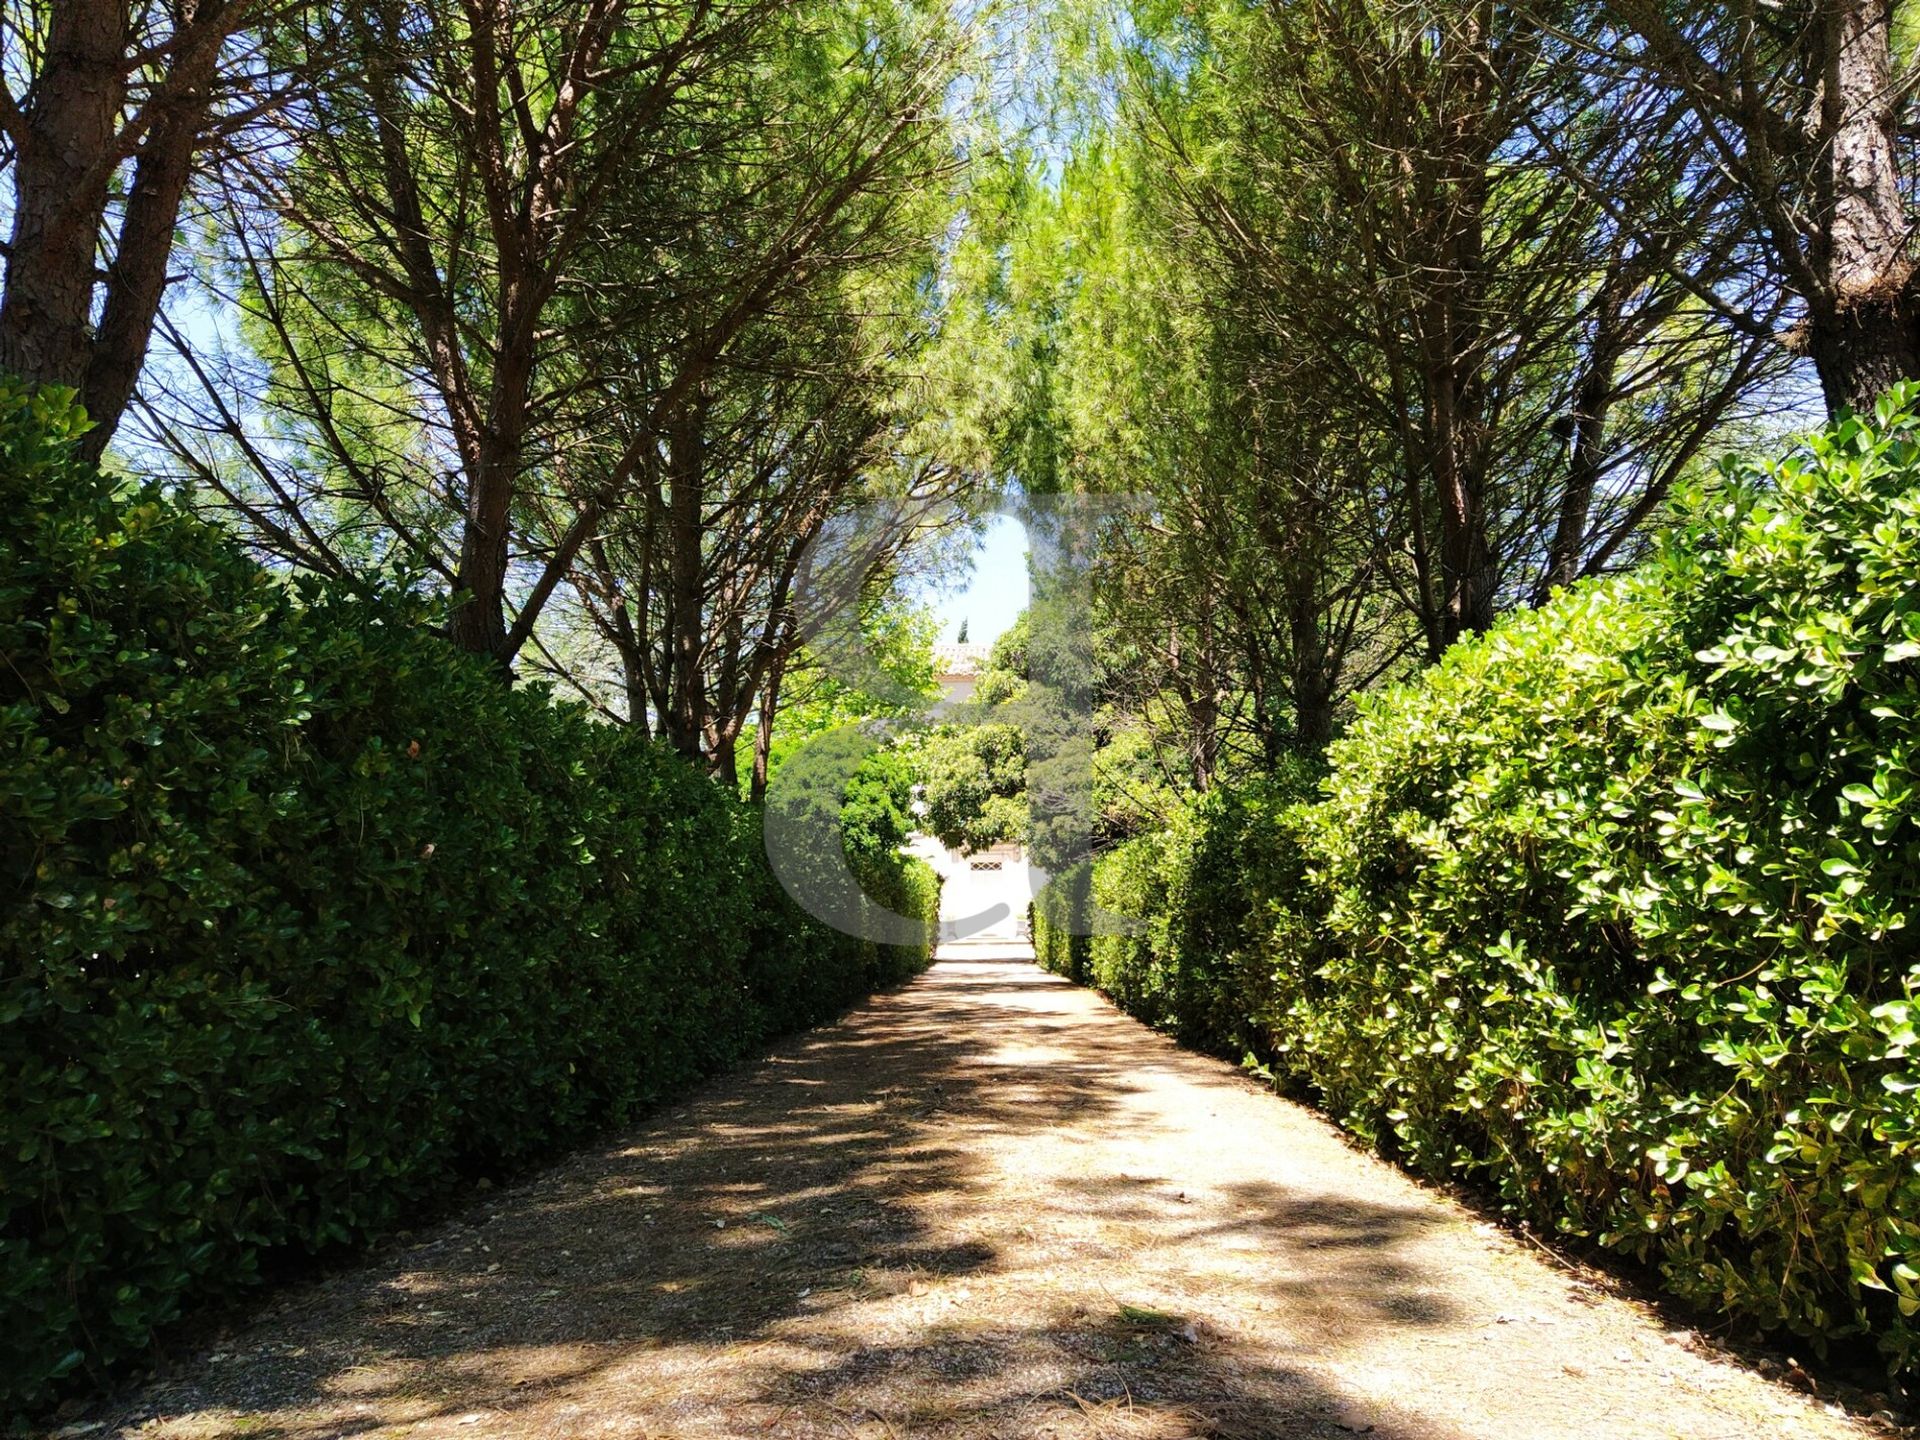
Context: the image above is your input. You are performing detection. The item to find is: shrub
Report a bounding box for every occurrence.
[1041,391,1920,1372]
[1033,772,1316,1057]
[1032,859,1092,982]
[0,385,936,1413]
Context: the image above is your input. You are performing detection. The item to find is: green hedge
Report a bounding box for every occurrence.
[1032,861,1091,983]
[1034,772,1311,1058]
[1038,392,1920,1372]
[0,386,936,1413]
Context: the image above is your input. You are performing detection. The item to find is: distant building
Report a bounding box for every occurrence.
[909,639,1043,944]
[931,640,993,706]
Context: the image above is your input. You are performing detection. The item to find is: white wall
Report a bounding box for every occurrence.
[903,836,1045,941]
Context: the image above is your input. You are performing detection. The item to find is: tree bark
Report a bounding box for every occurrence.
[663,400,709,760]
[616,604,650,734]
[1806,0,1920,411]
[710,727,739,791]
[77,100,211,462]
[1807,291,1920,412]
[749,645,788,805]
[1417,14,1499,649]
[1288,586,1335,754]
[1543,340,1620,596]
[448,481,515,663]
[1429,369,1496,646]
[0,1,126,395]
[448,285,542,664]
[0,1,252,457]
[75,3,238,462]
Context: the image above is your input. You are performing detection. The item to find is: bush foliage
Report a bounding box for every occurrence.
[1038,392,1920,1371]
[0,386,936,1412]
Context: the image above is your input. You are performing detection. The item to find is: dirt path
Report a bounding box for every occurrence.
[79,950,1892,1440]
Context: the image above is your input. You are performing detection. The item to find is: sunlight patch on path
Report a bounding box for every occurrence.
[89,957,1877,1440]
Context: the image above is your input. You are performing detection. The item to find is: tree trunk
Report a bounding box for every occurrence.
[1423,14,1499,648]
[710,726,739,791]
[1429,365,1497,647]
[0,1,236,459]
[75,14,231,462]
[1288,587,1335,753]
[617,604,650,735]
[1188,691,1220,792]
[1809,0,1920,411]
[448,284,541,665]
[1807,293,1920,413]
[0,1,125,396]
[77,105,209,463]
[449,492,514,664]
[1543,346,1619,597]
[663,403,708,759]
[749,650,787,805]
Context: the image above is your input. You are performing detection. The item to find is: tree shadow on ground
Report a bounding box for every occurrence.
[84,960,1481,1440]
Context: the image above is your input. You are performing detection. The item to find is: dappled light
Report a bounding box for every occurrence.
[7,0,1920,1425]
[86,956,1866,1440]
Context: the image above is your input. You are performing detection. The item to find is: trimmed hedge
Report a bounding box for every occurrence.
[1034,771,1312,1058]
[1038,392,1920,1372]
[0,386,936,1413]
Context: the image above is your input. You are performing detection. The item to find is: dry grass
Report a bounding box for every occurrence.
[56,948,1902,1440]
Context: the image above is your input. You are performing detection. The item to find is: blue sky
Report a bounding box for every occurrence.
[928,512,1030,644]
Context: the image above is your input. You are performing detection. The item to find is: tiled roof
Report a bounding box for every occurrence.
[933,641,993,676]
